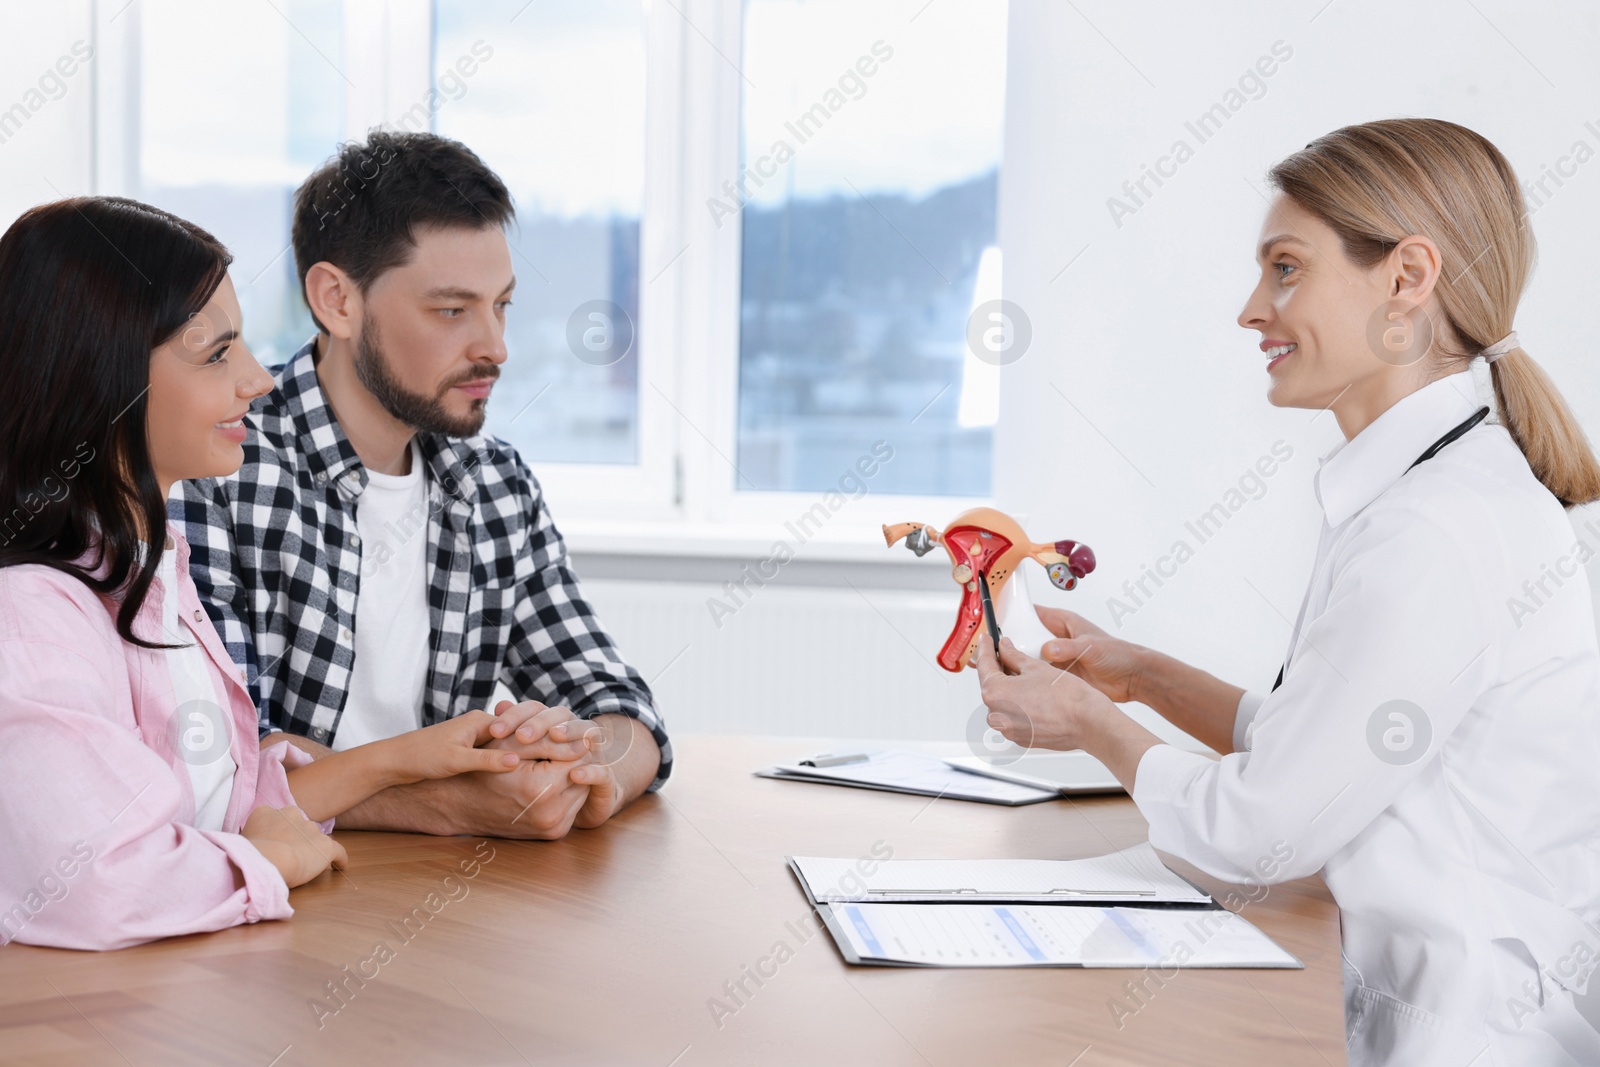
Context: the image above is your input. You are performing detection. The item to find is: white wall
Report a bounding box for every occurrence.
[997,0,1600,741]
[0,3,93,223]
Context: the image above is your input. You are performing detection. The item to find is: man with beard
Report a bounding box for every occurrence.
[175,131,669,839]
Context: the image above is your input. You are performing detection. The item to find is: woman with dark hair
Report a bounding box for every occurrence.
[0,197,528,950]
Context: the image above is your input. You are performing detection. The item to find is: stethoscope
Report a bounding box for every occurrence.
[1270,404,1491,693]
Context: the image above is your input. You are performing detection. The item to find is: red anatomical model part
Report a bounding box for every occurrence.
[883,507,1095,673]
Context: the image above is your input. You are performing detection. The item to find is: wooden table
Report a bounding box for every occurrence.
[0,737,1347,1066]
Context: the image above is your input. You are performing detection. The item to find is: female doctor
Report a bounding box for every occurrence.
[977,117,1600,1066]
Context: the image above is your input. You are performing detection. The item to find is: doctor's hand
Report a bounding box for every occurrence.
[1034,605,1148,704]
[976,634,1119,752]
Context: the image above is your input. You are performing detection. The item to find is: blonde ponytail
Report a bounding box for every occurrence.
[1489,348,1600,507]
[1269,118,1600,507]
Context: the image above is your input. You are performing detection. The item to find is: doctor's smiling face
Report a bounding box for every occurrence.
[1238,193,1449,440]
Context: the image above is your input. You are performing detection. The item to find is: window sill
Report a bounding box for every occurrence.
[561,518,930,565]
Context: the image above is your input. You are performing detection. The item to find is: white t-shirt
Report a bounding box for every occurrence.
[157,529,237,831]
[333,439,431,751]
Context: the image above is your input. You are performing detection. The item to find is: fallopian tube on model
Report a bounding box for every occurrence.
[883,508,1096,673]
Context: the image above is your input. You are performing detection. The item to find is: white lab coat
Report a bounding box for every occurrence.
[1133,371,1600,1065]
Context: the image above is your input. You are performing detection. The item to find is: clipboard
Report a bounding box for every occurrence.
[756,749,1061,806]
[815,900,1303,969]
[943,751,1124,796]
[790,842,1300,970]
[788,842,1212,906]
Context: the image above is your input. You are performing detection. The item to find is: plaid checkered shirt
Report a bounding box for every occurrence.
[171,339,671,789]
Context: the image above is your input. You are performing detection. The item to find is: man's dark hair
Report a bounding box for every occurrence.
[291,130,514,332]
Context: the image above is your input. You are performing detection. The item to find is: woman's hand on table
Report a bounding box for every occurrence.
[482,700,600,761]
[385,710,525,784]
[243,805,348,888]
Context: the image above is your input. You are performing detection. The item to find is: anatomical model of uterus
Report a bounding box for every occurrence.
[883,508,1096,673]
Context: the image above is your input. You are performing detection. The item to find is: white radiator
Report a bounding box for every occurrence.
[575,579,984,740]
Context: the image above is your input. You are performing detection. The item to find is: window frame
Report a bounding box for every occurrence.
[675,0,993,533]
[91,0,996,547]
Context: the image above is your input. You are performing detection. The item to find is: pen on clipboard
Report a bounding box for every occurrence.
[978,570,1002,656]
[800,753,870,768]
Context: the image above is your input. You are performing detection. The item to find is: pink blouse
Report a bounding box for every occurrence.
[0,523,323,950]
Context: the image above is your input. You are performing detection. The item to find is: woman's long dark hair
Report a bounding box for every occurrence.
[0,196,232,648]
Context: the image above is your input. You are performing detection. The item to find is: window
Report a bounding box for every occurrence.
[94,0,1012,539]
[735,0,1008,497]
[125,0,344,366]
[434,0,648,467]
